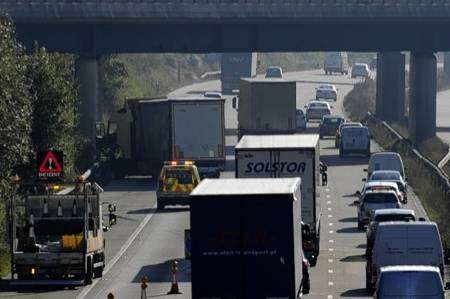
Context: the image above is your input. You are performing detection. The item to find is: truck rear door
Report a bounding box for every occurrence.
[235,150,277,178]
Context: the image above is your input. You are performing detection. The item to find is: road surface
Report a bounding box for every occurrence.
[1,70,446,299]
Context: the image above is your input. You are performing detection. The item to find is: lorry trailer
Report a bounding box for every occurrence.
[235,134,322,264]
[190,178,305,299]
[221,52,257,94]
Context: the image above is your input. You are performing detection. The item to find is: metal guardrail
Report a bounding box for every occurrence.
[438,149,450,169]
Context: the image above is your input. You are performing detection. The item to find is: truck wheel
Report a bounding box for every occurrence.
[84,257,93,285]
[366,274,374,293]
[157,199,165,210]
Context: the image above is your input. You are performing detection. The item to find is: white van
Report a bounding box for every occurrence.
[339,126,370,157]
[375,265,446,299]
[367,221,445,291]
[366,152,405,179]
[324,52,349,75]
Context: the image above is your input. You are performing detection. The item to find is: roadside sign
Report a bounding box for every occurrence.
[184,229,191,259]
[37,150,64,180]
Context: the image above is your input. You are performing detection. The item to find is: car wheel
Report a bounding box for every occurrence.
[358,220,364,230]
[156,198,165,210]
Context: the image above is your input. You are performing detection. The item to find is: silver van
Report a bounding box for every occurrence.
[367,222,445,292]
[339,126,370,157]
[375,265,446,299]
[366,152,405,179]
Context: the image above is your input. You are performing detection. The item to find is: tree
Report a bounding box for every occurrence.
[27,46,79,177]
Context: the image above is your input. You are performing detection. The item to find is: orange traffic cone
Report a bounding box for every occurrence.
[167,260,181,295]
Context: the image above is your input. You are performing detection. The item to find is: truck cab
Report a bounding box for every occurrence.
[156,161,201,210]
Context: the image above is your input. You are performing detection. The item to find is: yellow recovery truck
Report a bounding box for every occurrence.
[9,179,109,287]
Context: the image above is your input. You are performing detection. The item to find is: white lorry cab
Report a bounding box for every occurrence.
[374,265,446,299]
[366,152,405,179]
[367,221,445,292]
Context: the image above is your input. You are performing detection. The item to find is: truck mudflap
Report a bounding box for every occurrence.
[10,279,84,286]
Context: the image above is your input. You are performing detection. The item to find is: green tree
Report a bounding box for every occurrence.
[0,13,33,276]
[27,47,79,177]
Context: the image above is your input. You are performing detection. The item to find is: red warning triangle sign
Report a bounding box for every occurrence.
[39,151,63,173]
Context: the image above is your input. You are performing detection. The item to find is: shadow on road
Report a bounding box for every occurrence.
[134,259,191,283]
[156,207,190,214]
[225,160,235,172]
[225,145,235,156]
[340,254,366,263]
[0,281,77,293]
[336,227,361,234]
[320,154,368,167]
[339,217,357,223]
[342,193,358,198]
[341,288,371,297]
[127,208,157,215]
[436,126,450,132]
[356,243,367,249]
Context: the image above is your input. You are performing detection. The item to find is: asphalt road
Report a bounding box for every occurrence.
[1,69,447,299]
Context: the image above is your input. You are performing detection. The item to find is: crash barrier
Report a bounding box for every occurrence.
[365,112,450,249]
[200,71,221,80]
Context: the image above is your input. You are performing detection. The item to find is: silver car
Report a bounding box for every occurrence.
[357,190,401,229]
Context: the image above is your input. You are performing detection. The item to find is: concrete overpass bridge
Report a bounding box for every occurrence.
[1,0,449,144]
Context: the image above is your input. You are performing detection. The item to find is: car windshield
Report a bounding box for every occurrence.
[363,193,397,203]
[319,85,333,89]
[342,128,367,136]
[324,118,340,124]
[310,102,328,108]
[164,169,194,184]
[354,65,366,71]
[266,68,281,77]
[379,271,442,296]
[370,171,401,181]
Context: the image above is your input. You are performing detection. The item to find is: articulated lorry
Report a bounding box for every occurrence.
[221,52,257,94]
[234,78,297,140]
[128,96,226,179]
[235,134,322,264]
[190,178,305,298]
[10,180,106,286]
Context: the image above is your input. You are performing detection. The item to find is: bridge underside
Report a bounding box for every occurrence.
[15,21,450,55]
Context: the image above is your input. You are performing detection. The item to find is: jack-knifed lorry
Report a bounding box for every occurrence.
[235,134,322,265]
[190,178,306,298]
[9,178,111,286]
[107,96,226,179]
[221,52,257,94]
[233,78,298,140]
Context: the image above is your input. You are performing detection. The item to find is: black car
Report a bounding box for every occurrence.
[319,115,345,139]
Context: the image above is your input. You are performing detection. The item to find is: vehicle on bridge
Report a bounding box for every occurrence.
[339,125,370,157]
[9,179,110,287]
[235,134,323,265]
[367,221,445,292]
[351,63,370,79]
[319,115,344,139]
[324,52,349,75]
[156,160,201,210]
[265,66,283,78]
[315,84,338,101]
[190,178,307,298]
[221,52,257,94]
[356,189,401,230]
[234,78,297,139]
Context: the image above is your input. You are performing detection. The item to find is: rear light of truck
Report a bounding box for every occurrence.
[302,259,310,269]
[303,240,314,251]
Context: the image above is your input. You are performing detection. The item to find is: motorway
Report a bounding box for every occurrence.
[0,70,447,298]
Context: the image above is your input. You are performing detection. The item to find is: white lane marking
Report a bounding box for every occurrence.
[328,259,334,263]
[328,214,332,218]
[326,194,331,199]
[328,281,334,286]
[77,202,157,299]
[329,230,334,234]
[328,269,334,274]
[329,239,334,243]
[328,295,333,299]
[329,248,334,252]
[326,188,330,192]
[327,200,331,204]
[327,207,332,211]
[329,223,333,226]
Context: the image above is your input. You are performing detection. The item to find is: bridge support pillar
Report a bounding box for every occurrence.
[408,52,437,144]
[375,52,405,122]
[75,56,99,159]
